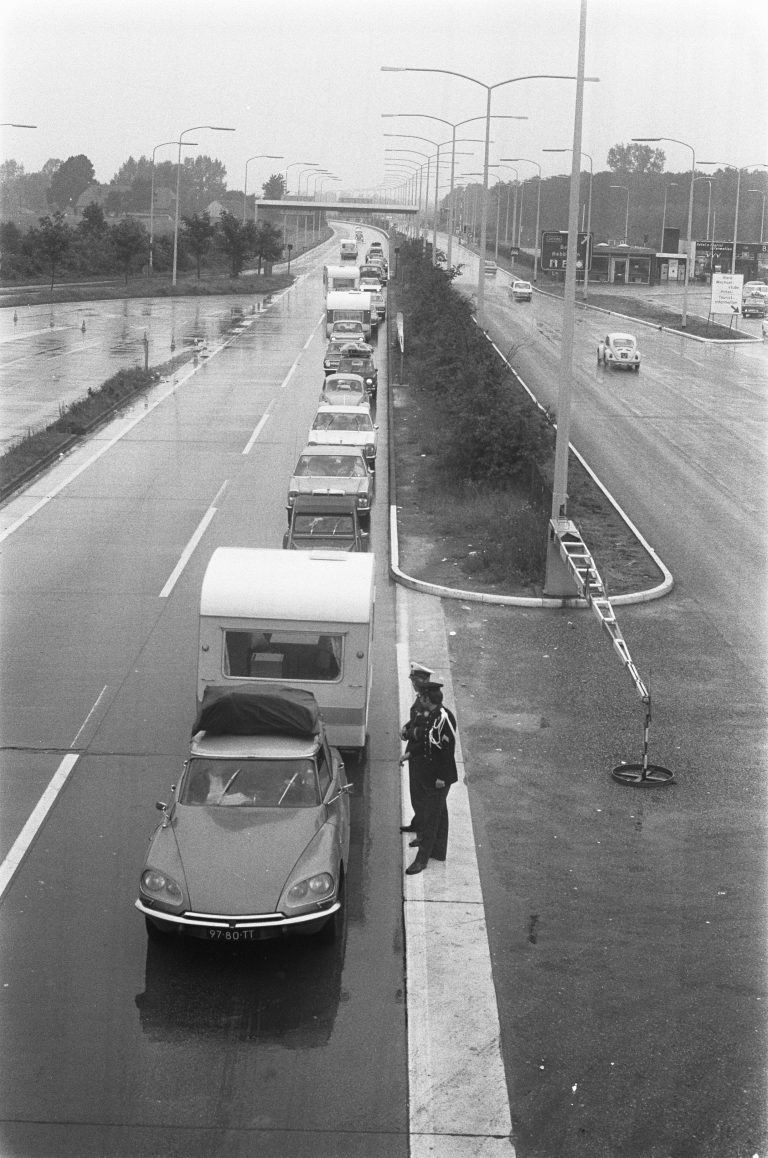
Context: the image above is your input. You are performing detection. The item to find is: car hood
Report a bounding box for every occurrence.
[170,806,325,914]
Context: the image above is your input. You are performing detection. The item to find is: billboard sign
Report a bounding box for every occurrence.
[710,273,743,315]
[541,231,592,271]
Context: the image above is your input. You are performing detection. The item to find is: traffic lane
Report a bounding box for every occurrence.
[481,288,767,676]
[446,587,768,1154]
[0,268,407,1155]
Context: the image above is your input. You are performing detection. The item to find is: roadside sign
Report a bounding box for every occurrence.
[396,312,405,354]
[710,273,743,315]
[541,231,592,272]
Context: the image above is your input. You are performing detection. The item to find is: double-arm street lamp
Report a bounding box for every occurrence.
[242,154,283,222]
[284,161,318,194]
[172,124,235,286]
[382,66,598,326]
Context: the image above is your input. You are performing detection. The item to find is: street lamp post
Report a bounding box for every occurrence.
[660,181,678,250]
[172,124,235,286]
[151,138,197,273]
[610,184,630,244]
[746,189,766,243]
[632,136,696,326]
[297,166,321,196]
[242,154,283,222]
[692,176,713,241]
[502,158,543,282]
[284,161,318,194]
[382,65,598,327]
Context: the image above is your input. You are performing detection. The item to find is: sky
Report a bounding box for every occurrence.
[1,0,767,196]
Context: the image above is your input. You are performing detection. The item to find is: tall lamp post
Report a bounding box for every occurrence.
[632,136,696,326]
[150,138,197,273]
[382,112,526,270]
[382,65,598,327]
[692,176,713,241]
[542,148,593,295]
[284,161,318,194]
[297,166,321,195]
[172,124,235,286]
[610,184,630,244]
[242,154,283,222]
[502,158,542,282]
[699,162,768,274]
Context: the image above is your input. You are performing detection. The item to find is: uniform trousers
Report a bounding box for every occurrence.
[413,782,450,863]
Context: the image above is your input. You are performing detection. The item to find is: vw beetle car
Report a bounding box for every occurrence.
[597,332,640,371]
[319,373,369,409]
[308,404,378,469]
[283,494,369,552]
[287,444,374,523]
[136,689,351,943]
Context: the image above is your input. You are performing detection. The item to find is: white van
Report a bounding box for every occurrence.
[340,239,358,261]
[325,290,373,338]
[323,264,360,293]
[198,548,375,753]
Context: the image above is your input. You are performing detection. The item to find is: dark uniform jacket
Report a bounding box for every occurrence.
[409,705,458,787]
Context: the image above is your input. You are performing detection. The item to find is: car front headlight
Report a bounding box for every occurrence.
[364,443,375,457]
[140,868,184,907]
[287,490,298,506]
[285,872,335,908]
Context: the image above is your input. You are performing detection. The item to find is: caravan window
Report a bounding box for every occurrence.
[223,630,343,682]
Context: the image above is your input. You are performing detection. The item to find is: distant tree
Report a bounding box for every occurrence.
[78,202,108,237]
[125,177,153,213]
[253,220,283,272]
[262,173,285,200]
[182,155,227,214]
[182,211,216,279]
[110,217,147,283]
[607,142,665,174]
[42,158,62,177]
[217,211,258,276]
[48,154,96,209]
[32,212,72,291]
[105,188,125,215]
[0,221,23,253]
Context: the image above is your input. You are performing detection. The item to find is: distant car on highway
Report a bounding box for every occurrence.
[287,445,375,523]
[483,260,497,277]
[319,374,369,409]
[741,294,767,318]
[510,279,533,302]
[336,342,377,402]
[597,332,640,371]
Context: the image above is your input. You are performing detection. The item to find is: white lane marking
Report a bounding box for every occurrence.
[0,753,80,902]
[0,364,200,545]
[280,357,301,389]
[303,316,324,349]
[70,685,109,748]
[158,483,227,598]
[242,408,271,455]
[397,589,514,1154]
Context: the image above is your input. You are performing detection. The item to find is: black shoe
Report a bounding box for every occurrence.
[400,825,416,833]
[406,859,427,875]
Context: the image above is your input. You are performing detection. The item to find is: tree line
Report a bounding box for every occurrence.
[0,206,284,289]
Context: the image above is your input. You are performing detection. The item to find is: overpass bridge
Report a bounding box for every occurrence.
[254,199,418,218]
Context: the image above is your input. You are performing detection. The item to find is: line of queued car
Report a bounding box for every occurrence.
[284,234,384,552]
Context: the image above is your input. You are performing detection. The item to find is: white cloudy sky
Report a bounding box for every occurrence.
[2,0,766,191]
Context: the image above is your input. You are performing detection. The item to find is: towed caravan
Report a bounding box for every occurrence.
[198,548,375,753]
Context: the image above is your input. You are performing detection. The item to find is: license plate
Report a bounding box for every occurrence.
[206,927,259,942]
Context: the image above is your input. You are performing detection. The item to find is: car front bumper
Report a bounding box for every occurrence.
[136,897,340,940]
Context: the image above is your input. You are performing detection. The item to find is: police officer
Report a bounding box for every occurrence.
[399,662,434,835]
[404,679,458,875]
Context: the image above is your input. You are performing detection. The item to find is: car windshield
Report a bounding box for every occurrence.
[295,454,366,477]
[313,413,373,432]
[181,757,320,808]
[294,514,355,537]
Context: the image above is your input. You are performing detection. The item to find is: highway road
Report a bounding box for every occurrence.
[1,226,766,1156]
[0,229,411,1157]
